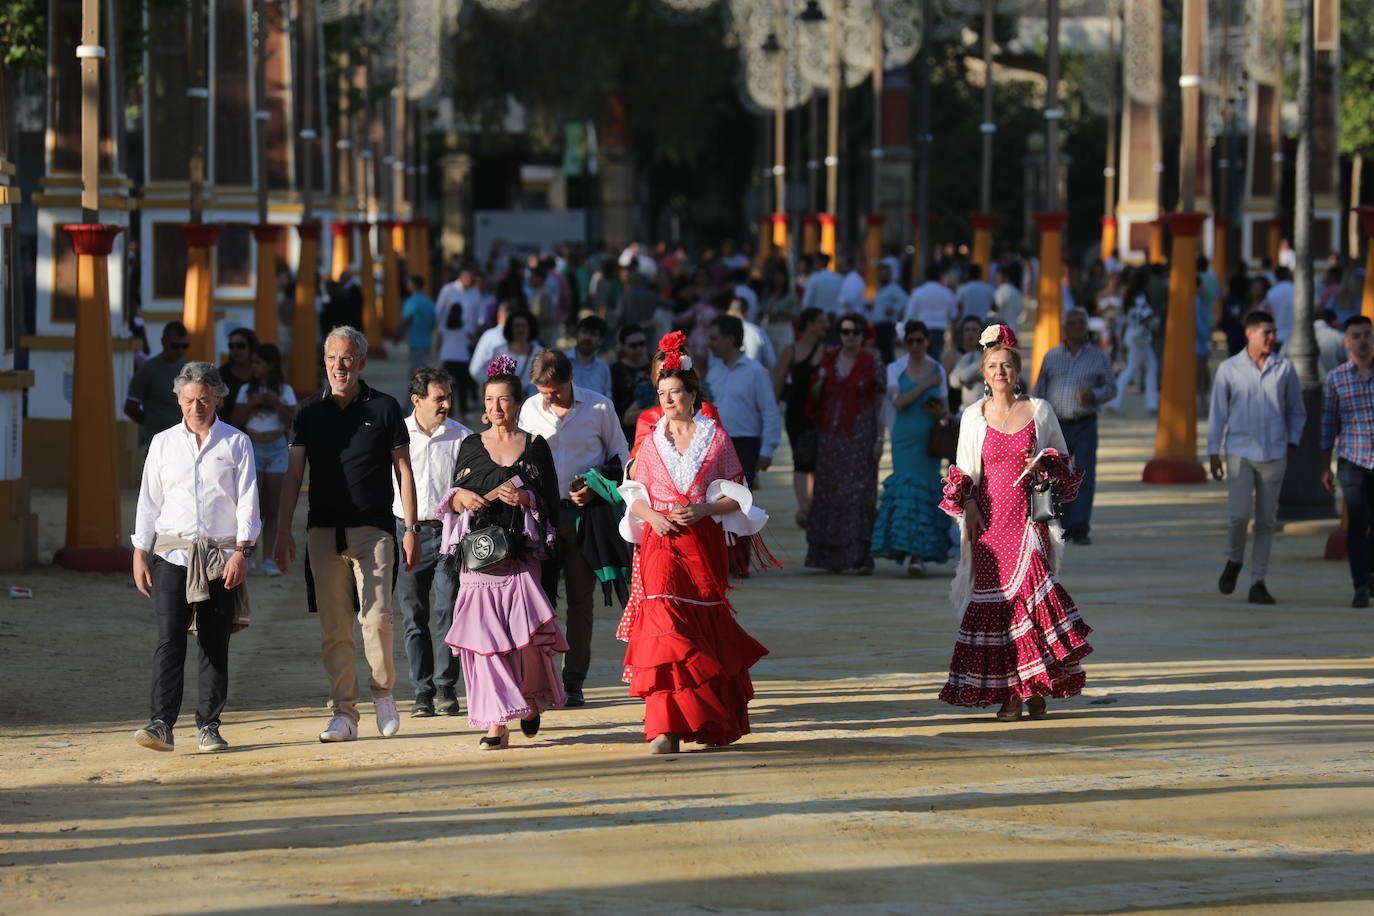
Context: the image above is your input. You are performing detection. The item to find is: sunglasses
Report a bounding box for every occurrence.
[167,341,191,350]
[839,328,863,337]
[228,341,250,350]
[905,336,928,345]
[625,340,647,348]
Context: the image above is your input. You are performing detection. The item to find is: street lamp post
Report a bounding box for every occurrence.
[970,0,997,280]
[1030,0,1066,385]
[252,0,281,345]
[291,0,322,397]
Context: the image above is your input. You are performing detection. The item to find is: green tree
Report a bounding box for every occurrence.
[0,0,45,68]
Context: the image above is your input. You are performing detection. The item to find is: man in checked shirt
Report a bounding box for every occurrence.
[1321,315,1374,608]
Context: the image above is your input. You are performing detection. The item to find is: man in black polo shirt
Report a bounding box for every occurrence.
[275,326,421,743]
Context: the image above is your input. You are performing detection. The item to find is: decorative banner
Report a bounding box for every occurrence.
[1123,0,1160,107]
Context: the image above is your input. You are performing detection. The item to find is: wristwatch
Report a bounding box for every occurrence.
[404,523,424,533]
[234,545,255,558]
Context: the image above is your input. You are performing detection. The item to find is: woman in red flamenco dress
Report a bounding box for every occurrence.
[616,341,770,754]
[937,326,1092,721]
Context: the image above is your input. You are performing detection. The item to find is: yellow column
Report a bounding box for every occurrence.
[251,224,282,345]
[55,224,129,571]
[180,224,220,364]
[1355,208,1374,318]
[754,215,772,270]
[355,221,382,348]
[970,212,995,282]
[1099,217,1117,264]
[1143,212,1208,483]
[864,214,885,298]
[291,222,321,395]
[770,212,788,255]
[1147,217,1165,264]
[1031,211,1067,386]
[329,220,352,282]
[381,219,402,339]
[818,213,836,262]
[802,215,820,256]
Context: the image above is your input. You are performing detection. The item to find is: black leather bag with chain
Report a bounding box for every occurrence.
[1026,469,1063,524]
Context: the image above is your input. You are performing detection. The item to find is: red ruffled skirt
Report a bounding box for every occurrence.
[623,521,768,745]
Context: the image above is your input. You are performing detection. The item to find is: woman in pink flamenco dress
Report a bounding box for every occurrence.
[938,326,1092,721]
[439,358,568,749]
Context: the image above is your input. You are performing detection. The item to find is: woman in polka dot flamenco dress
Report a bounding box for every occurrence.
[937,325,1093,721]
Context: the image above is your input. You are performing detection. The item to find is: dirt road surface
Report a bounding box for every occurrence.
[3,356,1372,914]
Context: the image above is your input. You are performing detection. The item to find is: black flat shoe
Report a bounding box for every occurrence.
[1248,581,1276,605]
[478,731,508,750]
[520,713,541,737]
[563,688,586,708]
[1218,560,1242,595]
[410,697,436,718]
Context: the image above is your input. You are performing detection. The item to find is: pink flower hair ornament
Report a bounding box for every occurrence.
[487,354,519,379]
[979,324,1018,350]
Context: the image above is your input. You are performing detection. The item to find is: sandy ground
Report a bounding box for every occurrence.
[2,353,1373,914]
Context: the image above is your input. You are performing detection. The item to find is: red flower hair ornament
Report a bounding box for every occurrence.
[979,324,1018,350]
[658,330,693,371]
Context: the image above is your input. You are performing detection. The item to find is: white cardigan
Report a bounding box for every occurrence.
[947,396,1070,614]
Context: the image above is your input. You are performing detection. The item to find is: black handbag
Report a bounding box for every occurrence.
[1026,470,1063,524]
[927,417,959,460]
[458,525,512,572]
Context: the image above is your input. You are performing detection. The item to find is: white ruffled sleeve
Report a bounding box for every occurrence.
[617,479,651,545]
[705,479,768,537]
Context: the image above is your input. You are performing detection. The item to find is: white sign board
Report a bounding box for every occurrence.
[473,210,586,261]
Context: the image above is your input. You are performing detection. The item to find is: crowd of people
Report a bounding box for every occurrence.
[121,231,1373,756]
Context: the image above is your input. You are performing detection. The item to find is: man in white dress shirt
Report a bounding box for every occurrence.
[904,264,958,359]
[434,268,484,415]
[801,252,843,316]
[955,263,996,322]
[726,297,777,370]
[1263,266,1295,347]
[837,254,868,315]
[395,367,474,718]
[467,301,510,384]
[131,362,260,754]
[519,350,629,706]
[705,314,782,488]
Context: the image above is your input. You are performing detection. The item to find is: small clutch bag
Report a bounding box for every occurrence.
[1026,469,1063,525]
[458,525,512,571]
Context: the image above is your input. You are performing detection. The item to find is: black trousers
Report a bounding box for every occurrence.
[541,506,596,691]
[731,436,762,489]
[149,556,235,729]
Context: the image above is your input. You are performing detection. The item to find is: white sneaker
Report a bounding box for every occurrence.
[318,715,357,743]
[374,696,400,737]
[261,559,282,577]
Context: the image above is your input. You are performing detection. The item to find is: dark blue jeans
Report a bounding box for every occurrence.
[393,519,461,699]
[1337,459,1374,588]
[1060,415,1099,540]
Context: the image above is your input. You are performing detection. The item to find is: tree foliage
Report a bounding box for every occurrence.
[0,0,45,68]
[1340,0,1374,157]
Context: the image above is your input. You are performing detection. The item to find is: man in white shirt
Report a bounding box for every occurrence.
[904,263,958,359]
[994,271,1024,334]
[732,268,761,323]
[837,254,868,315]
[565,315,613,397]
[131,362,260,754]
[468,301,510,384]
[1315,308,1347,380]
[726,297,777,370]
[395,367,474,718]
[434,269,484,415]
[1207,309,1305,605]
[519,350,629,707]
[801,252,843,315]
[705,314,783,488]
[1263,266,1295,346]
[956,263,996,322]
